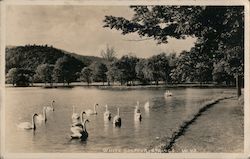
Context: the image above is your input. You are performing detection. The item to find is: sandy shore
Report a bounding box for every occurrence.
[170,96,244,152]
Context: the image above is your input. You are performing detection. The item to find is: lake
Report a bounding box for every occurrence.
[5,87,233,153]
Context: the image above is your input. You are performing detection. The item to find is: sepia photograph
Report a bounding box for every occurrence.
[1,0,249,158]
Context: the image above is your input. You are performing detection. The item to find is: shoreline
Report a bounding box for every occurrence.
[5,83,238,90]
[158,94,244,153]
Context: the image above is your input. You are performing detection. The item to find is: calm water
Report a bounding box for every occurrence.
[5,87,232,153]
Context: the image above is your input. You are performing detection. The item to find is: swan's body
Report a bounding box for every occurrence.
[72,106,80,123]
[134,103,142,121]
[164,90,172,97]
[71,119,89,140]
[134,111,142,121]
[71,111,86,133]
[113,108,121,127]
[46,100,55,111]
[104,104,112,121]
[18,114,38,130]
[37,107,47,122]
[144,101,150,109]
[85,103,98,116]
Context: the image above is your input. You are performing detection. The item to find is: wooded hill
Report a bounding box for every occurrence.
[6,45,104,74]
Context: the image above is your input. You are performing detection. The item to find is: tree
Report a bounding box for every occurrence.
[212,61,233,85]
[100,45,117,62]
[106,62,121,85]
[6,68,18,86]
[104,6,244,96]
[92,63,108,85]
[52,56,75,85]
[115,55,139,85]
[135,59,153,84]
[81,67,93,86]
[6,68,34,86]
[148,53,170,85]
[35,64,54,86]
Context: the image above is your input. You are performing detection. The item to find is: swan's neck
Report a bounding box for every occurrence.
[117,108,120,116]
[94,104,97,113]
[51,102,54,109]
[32,115,36,130]
[43,108,47,121]
[81,111,85,123]
[105,105,108,112]
[83,120,87,132]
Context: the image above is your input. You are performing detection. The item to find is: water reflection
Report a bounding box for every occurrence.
[104,120,110,135]
[134,120,141,133]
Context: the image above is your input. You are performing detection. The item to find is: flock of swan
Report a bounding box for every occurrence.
[17,90,173,141]
[17,100,55,130]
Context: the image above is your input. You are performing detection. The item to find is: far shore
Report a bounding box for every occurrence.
[5,82,239,90]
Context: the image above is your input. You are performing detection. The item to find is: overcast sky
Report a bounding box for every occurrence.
[6,5,197,58]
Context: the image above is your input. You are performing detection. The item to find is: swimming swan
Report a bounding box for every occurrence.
[164,90,173,97]
[17,113,38,130]
[104,104,112,121]
[71,119,90,140]
[46,100,55,111]
[113,108,121,127]
[85,103,98,115]
[71,111,86,133]
[144,101,150,109]
[134,102,142,121]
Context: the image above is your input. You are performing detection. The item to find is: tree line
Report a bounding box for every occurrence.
[6,45,239,87]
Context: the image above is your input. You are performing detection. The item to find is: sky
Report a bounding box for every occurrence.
[6,5,197,58]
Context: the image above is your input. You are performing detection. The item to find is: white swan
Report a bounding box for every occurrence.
[71,119,90,140]
[17,113,38,130]
[37,107,47,122]
[134,101,140,114]
[134,103,142,121]
[72,106,80,123]
[71,111,86,133]
[113,108,121,127]
[46,100,55,111]
[164,90,173,97]
[104,104,112,121]
[85,103,98,116]
[144,101,150,110]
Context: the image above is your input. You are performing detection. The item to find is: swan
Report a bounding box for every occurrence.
[72,106,80,123]
[144,101,150,116]
[164,90,173,97]
[85,103,98,116]
[144,101,150,110]
[104,104,112,121]
[46,100,55,111]
[134,104,142,122]
[71,119,90,140]
[113,107,121,127]
[134,101,140,113]
[71,111,86,133]
[17,113,38,130]
[37,107,47,123]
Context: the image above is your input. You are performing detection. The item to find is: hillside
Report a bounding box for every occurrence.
[5,45,105,73]
[67,52,107,65]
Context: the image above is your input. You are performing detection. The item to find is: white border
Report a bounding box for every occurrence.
[1,0,249,159]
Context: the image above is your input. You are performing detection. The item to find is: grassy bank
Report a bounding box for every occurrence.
[158,94,244,153]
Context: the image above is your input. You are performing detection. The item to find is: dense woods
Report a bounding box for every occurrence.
[6,44,240,87]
